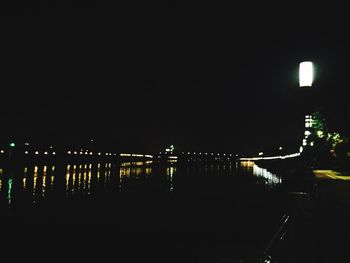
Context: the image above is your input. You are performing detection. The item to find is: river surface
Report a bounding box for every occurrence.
[0,159,286,262]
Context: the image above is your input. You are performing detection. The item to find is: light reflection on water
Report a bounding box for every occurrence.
[253,164,282,187]
[0,160,280,212]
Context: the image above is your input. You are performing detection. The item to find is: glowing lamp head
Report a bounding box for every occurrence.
[299,61,314,87]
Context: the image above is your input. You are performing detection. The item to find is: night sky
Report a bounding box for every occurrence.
[1,3,349,154]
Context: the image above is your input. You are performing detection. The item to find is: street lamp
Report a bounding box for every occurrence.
[299,61,314,87]
[299,61,315,170]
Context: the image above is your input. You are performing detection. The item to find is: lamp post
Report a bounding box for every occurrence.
[299,61,314,170]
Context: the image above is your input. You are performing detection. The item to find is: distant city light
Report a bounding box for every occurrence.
[98,152,101,155]
[35,151,39,155]
[310,142,314,146]
[259,152,264,156]
[299,61,314,87]
[279,147,283,150]
[52,152,56,155]
[44,151,48,155]
[25,151,28,154]
[0,150,4,153]
[74,151,77,155]
[9,142,15,148]
[90,152,93,155]
[68,151,71,154]
[25,142,29,146]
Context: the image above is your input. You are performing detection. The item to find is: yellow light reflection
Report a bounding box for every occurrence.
[42,174,46,197]
[167,166,176,191]
[121,162,131,167]
[33,167,38,202]
[72,171,76,193]
[240,161,254,167]
[87,171,92,194]
[78,171,82,190]
[23,177,26,190]
[97,169,100,182]
[65,172,70,193]
[119,168,131,177]
[145,167,152,175]
[51,175,54,187]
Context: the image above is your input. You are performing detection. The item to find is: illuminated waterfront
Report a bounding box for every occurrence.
[0,159,283,222]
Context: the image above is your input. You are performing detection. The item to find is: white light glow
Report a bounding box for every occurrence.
[52,152,56,155]
[68,151,71,154]
[25,151,28,154]
[305,130,311,136]
[132,154,144,157]
[303,139,307,146]
[239,152,300,161]
[299,61,314,87]
[35,151,39,155]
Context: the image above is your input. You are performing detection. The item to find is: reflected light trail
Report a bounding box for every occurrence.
[253,164,281,187]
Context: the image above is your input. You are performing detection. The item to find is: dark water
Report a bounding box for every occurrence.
[0,160,285,262]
